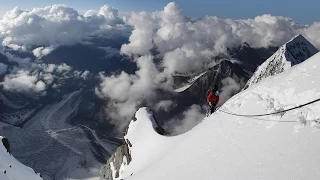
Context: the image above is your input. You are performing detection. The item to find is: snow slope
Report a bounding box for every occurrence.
[0,136,42,180]
[104,108,184,179]
[245,34,318,88]
[110,52,320,180]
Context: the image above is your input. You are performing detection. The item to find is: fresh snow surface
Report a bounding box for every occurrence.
[0,136,42,180]
[120,52,320,180]
[246,34,318,87]
[113,108,185,179]
[175,71,207,92]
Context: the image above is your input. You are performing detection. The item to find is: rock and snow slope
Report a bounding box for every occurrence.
[0,136,42,180]
[245,34,318,88]
[103,52,320,180]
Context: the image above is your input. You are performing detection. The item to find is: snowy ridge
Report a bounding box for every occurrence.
[111,52,320,180]
[0,136,42,180]
[245,34,318,88]
[101,108,184,180]
[174,71,207,92]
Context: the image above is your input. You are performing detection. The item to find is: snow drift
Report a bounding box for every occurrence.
[0,136,42,180]
[102,51,320,180]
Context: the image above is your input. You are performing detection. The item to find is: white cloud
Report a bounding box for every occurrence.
[0,4,124,53]
[121,2,320,76]
[164,104,205,135]
[218,77,241,106]
[155,100,176,112]
[120,11,157,56]
[96,2,320,132]
[56,63,72,73]
[80,70,90,80]
[95,55,170,130]
[1,70,46,93]
[0,62,7,75]
[32,46,56,58]
[0,61,76,94]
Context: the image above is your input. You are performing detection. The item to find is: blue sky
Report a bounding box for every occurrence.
[0,0,319,24]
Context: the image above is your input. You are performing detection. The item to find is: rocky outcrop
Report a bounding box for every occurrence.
[100,142,131,180]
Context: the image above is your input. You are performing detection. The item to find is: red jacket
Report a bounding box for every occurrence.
[207,92,219,105]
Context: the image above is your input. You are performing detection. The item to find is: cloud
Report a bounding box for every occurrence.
[121,2,320,77]
[0,59,79,95]
[164,104,205,135]
[32,46,56,58]
[80,70,90,80]
[97,2,320,131]
[95,55,170,130]
[0,62,7,75]
[218,77,241,106]
[155,100,176,112]
[0,4,125,53]
[1,70,46,94]
[2,51,32,67]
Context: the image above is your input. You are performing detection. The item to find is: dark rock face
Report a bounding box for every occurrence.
[100,142,131,180]
[1,137,10,153]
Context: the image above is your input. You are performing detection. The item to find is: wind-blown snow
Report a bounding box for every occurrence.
[114,52,320,180]
[0,136,42,180]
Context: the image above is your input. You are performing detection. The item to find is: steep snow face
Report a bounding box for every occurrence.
[119,52,320,180]
[245,34,318,88]
[0,136,42,180]
[102,108,184,180]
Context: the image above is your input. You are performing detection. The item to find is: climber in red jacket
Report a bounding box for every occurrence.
[207,88,220,115]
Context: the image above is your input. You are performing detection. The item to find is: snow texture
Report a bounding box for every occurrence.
[0,136,42,180]
[245,34,318,88]
[111,52,320,180]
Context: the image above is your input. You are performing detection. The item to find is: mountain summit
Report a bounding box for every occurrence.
[244,34,318,89]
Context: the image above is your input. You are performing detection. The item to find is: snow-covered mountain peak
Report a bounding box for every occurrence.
[0,136,42,180]
[245,34,318,88]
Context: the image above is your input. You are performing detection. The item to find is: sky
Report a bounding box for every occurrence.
[0,0,319,24]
